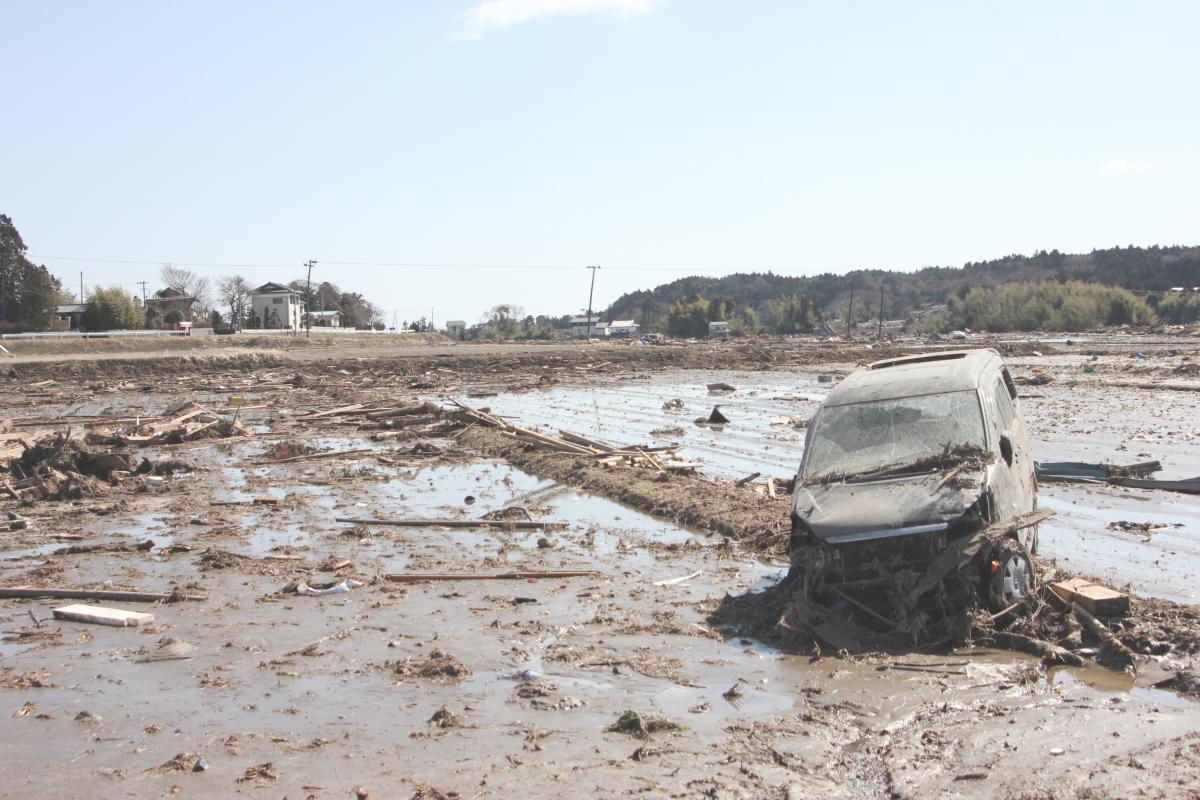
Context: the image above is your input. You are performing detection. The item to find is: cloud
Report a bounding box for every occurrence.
[462,0,663,30]
[1100,159,1153,173]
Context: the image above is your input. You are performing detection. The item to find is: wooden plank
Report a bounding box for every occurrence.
[0,587,205,602]
[250,448,374,466]
[300,403,365,420]
[385,570,595,583]
[1050,578,1129,616]
[52,604,155,627]
[336,517,564,530]
[559,430,618,451]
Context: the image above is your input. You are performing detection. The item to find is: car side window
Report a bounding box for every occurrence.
[994,377,1016,432]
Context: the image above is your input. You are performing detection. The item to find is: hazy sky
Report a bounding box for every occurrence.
[4,1,1197,324]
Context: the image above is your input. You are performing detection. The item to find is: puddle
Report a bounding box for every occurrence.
[1038,491,1200,604]
[464,370,828,480]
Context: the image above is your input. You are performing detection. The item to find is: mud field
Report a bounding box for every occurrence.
[0,336,1198,799]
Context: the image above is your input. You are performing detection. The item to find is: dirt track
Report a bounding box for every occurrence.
[1,334,1198,798]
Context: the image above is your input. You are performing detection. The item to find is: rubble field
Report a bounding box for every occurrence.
[0,335,1197,799]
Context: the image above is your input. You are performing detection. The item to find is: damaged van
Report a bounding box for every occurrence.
[788,349,1045,644]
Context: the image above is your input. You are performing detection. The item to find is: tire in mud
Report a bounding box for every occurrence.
[988,538,1036,612]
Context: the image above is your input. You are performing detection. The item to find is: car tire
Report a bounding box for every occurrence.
[988,538,1036,612]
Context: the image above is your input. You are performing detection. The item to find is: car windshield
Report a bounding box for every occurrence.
[803,390,986,481]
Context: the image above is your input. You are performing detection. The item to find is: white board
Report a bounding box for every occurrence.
[52,604,155,627]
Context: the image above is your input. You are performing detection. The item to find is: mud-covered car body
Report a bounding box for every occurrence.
[789,349,1038,641]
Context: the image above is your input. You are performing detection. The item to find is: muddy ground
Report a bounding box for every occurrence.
[0,334,1197,799]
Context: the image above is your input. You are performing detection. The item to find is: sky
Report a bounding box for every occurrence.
[3,0,1198,325]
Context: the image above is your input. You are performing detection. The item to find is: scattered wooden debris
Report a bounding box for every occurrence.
[85,401,252,447]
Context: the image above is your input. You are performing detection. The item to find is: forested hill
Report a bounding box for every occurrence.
[603,245,1200,325]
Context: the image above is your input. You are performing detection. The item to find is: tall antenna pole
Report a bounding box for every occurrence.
[138,280,148,306]
[303,259,316,337]
[585,265,600,339]
[80,272,84,302]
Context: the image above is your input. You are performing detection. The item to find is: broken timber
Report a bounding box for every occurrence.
[336,517,565,530]
[0,587,207,603]
[385,570,596,583]
[251,448,374,466]
[908,507,1054,603]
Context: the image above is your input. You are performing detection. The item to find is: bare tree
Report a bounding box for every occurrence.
[216,275,252,328]
[161,264,211,313]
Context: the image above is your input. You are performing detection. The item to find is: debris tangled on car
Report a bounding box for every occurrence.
[730,350,1050,649]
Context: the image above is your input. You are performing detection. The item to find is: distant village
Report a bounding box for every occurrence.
[48,275,655,340]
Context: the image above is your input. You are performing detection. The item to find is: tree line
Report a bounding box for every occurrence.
[0,213,386,332]
[606,245,1200,331]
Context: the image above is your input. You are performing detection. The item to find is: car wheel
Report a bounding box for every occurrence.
[988,539,1036,612]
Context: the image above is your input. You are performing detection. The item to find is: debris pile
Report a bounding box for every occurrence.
[388,649,472,683]
[84,401,252,447]
[7,433,129,500]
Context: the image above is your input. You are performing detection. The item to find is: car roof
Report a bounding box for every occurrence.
[822,349,1003,407]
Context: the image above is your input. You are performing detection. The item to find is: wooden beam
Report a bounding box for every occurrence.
[385,570,596,583]
[336,517,564,530]
[0,587,206,603]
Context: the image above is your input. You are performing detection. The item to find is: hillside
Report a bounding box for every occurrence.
[604,245,1200,328]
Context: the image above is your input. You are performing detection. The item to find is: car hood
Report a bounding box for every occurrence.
[791,471,984,544]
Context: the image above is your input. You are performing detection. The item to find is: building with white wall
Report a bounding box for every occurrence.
[249,282,303,330]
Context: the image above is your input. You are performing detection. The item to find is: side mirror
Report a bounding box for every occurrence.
[999,432,1014,467]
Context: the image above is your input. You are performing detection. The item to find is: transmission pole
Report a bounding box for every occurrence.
[585,265,601,339]
[137,280,149,307]
[303,259,316,338]
[877,288,884,340]
[845,286,855,339]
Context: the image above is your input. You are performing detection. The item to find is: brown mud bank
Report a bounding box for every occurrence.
[9,337,1052,382]
[461,426,792,553]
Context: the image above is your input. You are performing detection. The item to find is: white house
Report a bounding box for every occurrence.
[569,316,608,338]
[605,320,639,337]
[445,320,467,338]
[250,282,303,330]
[708,320,729,337]
[309,310,343,328]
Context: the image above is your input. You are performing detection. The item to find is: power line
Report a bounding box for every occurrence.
[28,254,776,274]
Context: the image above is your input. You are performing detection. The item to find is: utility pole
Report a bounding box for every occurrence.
[137,280,149,307]
[584,265,600,339]
[303,259,316,338]
[877,288,884,340]
[80,272,84,303]
[845,286,855,339]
